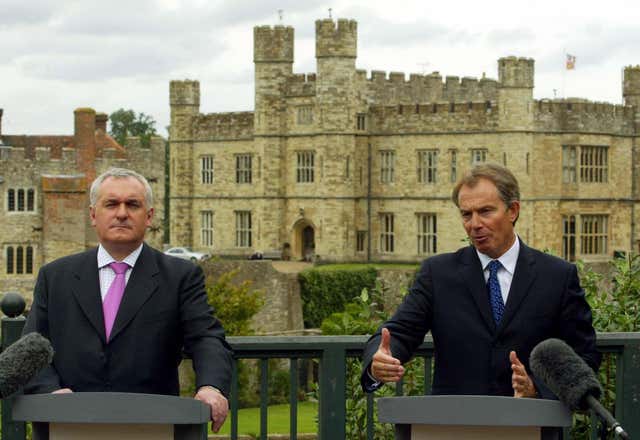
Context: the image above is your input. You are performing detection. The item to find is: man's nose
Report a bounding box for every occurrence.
[115,203,128,218]
[469,212,482,228]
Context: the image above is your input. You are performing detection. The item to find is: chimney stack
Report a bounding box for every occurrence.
[95,112,108,133]
[74,107,97,184]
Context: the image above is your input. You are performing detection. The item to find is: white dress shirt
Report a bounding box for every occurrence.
[476,235,520,304]
[97,244,143,301]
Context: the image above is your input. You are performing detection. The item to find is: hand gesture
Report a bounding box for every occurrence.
[370,328,404,383]
[510,351,537,398]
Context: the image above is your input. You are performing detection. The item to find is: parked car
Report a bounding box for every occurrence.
[164,247,210,262]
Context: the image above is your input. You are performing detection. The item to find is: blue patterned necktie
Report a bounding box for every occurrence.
[487,260,505,325]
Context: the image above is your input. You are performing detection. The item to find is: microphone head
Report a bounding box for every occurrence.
[0,332,54,398]
[530,338,601,411]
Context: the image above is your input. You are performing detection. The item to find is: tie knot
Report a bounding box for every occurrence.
[109,262,129,275]
[488,260,501,274]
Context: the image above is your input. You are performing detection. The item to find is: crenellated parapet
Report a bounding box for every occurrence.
[193,112,255,140]
[286,73,316,97]
[254,25,294,63]
[499,56,534,88]
[315,19,357,58]
[368,101,499,133]
[534,100,635,134]
[358,70,498,105]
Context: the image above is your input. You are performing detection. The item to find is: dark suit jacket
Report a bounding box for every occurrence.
[362,241,601,397]
[24,244,233,397]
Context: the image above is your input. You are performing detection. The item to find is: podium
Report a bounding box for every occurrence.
[12,392,210,440]
[377,395,572,440]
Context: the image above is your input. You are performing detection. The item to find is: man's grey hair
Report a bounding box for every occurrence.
[90,168,153,208]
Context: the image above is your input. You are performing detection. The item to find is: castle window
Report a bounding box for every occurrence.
[7,189,15,211]
[562,146,577,183]
[201,155,214,184]
[470,149,487,166]
[580,146,608,183]
[7,188,36,212]
[201,211,214,247]
[581,215,608,255]
[356,231,367,253]
[380,150,395,183]
[562,214,609,260]
[417,213,437,255]
[296,151,315,183]
[356,113,367,130]
[297,106,313,125]
[235,211,252,248]
[450,150,458,183]
[417,150,438,184]
[6,245,34,274]
[562,215,576,261]
[379,213,395,253]
[563,145,608,183]
[345,156,350,179]
[235,154,253,184]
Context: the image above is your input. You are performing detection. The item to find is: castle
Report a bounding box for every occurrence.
[0,108,165,299]
[169,18,640,263]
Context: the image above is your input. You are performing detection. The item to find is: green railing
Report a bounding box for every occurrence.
[2,296,640,439]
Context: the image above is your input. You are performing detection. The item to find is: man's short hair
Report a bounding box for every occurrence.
[451,163,520,208]
[90,168,153,208]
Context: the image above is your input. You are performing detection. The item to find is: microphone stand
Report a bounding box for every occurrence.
[585,395,630,439]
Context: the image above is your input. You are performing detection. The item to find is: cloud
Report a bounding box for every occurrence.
[0,0,58,27]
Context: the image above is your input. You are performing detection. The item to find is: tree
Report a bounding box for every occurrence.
[108,108,157,148]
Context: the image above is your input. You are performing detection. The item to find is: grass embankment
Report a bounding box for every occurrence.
[215,401,318,436]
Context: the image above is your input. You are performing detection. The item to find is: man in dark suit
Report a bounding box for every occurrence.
[362,163,600,398]
[24,167,232,432]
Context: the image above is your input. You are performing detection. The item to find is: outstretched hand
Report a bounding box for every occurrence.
[510,351,537,398]
[370,328,404,383]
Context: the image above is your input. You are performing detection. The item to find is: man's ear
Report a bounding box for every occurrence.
[508,200,520,224]
[89,206,96,227]
[146,207,155,227]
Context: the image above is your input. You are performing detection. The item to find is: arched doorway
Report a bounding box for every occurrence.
[291,219,315,261]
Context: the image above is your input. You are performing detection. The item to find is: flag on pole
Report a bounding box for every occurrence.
[566,54,576,70]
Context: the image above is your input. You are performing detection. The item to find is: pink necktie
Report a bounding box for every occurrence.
[103,262,130,341]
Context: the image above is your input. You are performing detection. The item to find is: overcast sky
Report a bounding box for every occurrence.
[2,0,639,136]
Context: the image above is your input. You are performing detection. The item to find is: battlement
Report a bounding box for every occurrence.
[193,111,254,140]
[498,56,534,88]
[359,69,498,105]
[254,25,294,63]
[286,73,316,96]
[170,80,200,106]
[534,99,635,134]
[623,65,640,105]
[368,101,499,133]
[316,19,357,58]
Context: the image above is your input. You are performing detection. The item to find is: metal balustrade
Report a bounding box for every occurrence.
[2,301,639,439]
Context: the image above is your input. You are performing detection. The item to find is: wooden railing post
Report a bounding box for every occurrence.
[318,345,346,440]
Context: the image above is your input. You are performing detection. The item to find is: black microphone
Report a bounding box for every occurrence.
[530,338,630,440]
[0,332,54,398]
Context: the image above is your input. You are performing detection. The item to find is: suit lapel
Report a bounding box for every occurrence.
[459,246,496,333]
[109,244,159,342]
[70,248,106,342]
[498,240,537,332]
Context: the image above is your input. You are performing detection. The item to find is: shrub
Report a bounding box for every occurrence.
[299,266,377,328]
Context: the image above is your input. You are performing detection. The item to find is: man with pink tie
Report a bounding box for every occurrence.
[24,168,232,433]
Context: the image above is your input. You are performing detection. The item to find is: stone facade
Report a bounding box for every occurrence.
[169,18,640,263]
[0,108,165,302]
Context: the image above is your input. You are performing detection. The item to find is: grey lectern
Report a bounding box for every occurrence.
[12,392,210,440]
[378,395,572,440]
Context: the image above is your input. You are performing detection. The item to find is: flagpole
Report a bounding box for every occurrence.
[562,49,566,99]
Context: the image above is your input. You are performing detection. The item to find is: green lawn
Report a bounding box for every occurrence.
[215,401,318,436]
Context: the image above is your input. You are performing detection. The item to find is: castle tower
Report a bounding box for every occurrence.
[315,19,357,132]
[497,57,534,130]
[623,66,640,118]
[253,25,294,135]
[169,80,200,246]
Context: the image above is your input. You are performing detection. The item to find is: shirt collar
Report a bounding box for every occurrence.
[476,235,520,275]
[97,243,143,269]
